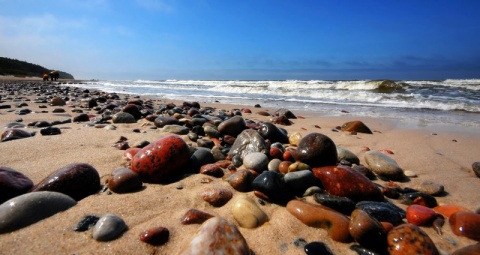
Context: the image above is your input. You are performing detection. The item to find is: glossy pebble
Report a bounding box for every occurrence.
[0,166,33,204]
[387,223,439,255]
[201,187,233,207]
[406,204,437,226]
[181,209,214,225]
[139,226,169,246]
[92,214,127,241]
[107,168,142,193]
[232,195,268,228]
[449,211,480,241]
[364,150,405,181]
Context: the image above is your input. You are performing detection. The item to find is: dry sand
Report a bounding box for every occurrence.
[0,80,479,254]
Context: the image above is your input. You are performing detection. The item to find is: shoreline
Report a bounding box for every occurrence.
[1,80,479,254]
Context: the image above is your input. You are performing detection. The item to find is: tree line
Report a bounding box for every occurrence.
[0,57,74,79]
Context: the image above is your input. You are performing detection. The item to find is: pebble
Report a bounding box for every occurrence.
[278,161,292,174]
[284,170,318,196]
[203,125,221,139]
[107,168,143,193]
[433,204,471,217]
[304,242,334,255]
[417,180,444,196]
[154,116,179,128]
[31,163,100,201]
[131,135,190,183]
[287,162,310,172]
[288,131,302,146]
[40,126,61,136]
[218,115,247,137]
[243,152,269,173]
[336,146,360,165]
[449,211,480,241]
[73,113,90,122]
[252,171,295,205]
[228,129,268,160]
[201,187,233,207]
[226,169,254,192]
[406,204,437,226]
[179,217,250,254]
[404,170,417,177]
[364,150,405,181]
[400,192,438,208]
[1,128,34,142]
[387,223,439,255]
[232,195,268,228]
[257,122,289,144]
[356,201,406,226]
[313,193,355,215]
[199,164,224,177]
[286,199,352,243]
[349,209,387,254]
[268,158,282,171]
[303,186,323,197]
[181,209,214,225]
[0,191,76,234]
[312,165,384,202]
[162,124,189,135]
[472,162,480,178]
[92,214,127,241]
[0,166,33,204]
[190,148,215,171]
[340,120,373,134]
[73,215,100,232]
[139,226,169,246]
[294,133,338,168]
[50,97,66,106]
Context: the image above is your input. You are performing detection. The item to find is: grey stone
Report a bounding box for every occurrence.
[162,124,189,135]
[228,129,268,160]
[92,214,127,241]
[337,146,360,164]
[243,152,269,173]
[284,170,318,195]
[364,151,405,181]
[112,112,136,123]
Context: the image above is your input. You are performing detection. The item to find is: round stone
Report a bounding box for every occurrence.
[107,168,143,193]
[139,226,169,246]
[387,223,439,255]
[0,166,33,204]
[218,116,247,137]
[201,187,233,207]
[243,152,269,173]
[336,146,360,165]
[294,133,337,168]
[232,195,268,228]
[112,112,137,123]
[92,214,127,241]
[416,180,444,196]
[364,150,405,181]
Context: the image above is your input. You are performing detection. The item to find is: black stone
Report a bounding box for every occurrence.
[40,126,61,136]
[252,171,295,205]
[73,215,100,232]
[472,162,480,178]
[257,122,289,144]
[356,201,406,226]
[313,193,356,215]
[304,242,334,255]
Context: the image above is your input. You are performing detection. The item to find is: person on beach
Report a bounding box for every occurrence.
[42,73,49,81]
[49,70,59,81]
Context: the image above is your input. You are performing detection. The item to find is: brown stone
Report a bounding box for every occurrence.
[387,223,439,255]
[349,209,387,253]
[0,167,33,204]
[341,120,372,134]
[449,211,480,241]
[181,209,214,225]
[201,187,233,207]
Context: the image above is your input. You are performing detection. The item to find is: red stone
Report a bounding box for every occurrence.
[434,204,471,218]
[312,165,384,202]
[406,205,437,226]
[387,223,439,255]
[269,147,283,159]
[130,135,190,183]
[123,147,141,161]
[278,161,292,174]
[200,164,224,178]
[341,121,373,134]
[201,187,233,207]
[181,209,214,225]
[139,226,169,245]
[449,211,480,241]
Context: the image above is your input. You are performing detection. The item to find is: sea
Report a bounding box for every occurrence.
[64,79,480,131]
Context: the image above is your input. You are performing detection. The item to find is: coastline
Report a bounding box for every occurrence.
[0,79,479,254]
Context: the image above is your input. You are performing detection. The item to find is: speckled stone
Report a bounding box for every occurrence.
[179,217,250,254]
[387,223,439,255]
[112,112,136,123]
[288,132,302,146]
[201,187,233,207]
[226,169,254,192]
[162,124,189,135]
[228,129,268,160]
[0,191,76,234]
[92,214,127,241]
[232,195,268,228]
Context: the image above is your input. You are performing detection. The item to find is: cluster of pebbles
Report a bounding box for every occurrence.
[1,81,480,254]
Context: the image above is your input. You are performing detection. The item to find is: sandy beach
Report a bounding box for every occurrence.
[1,79,479,254]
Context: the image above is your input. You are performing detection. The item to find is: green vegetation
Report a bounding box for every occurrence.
[0,57,74,79]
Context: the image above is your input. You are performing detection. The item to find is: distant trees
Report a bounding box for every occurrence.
[0,57,74,79]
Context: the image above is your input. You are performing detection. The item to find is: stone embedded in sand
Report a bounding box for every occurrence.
[232,195,268,228]
[274,108,297,119]
[201,187,233,207]
[294,133,337,168]
[131,135,190,183]
[257,122,289,144]
[112,112,136,123]
[107,168,142,193]
[31,163,100,201]
[0,166,33,204]
[449,211,480,241]
[218,116,247,137]
[387,223,439,255]
[472,162,480,178]
[364,150,405,180]
[50,96,66,106]
[179,217,250,254]
[139,226,169,246]
[286,199,352,243]
[199,164,224,178]
[243,152,269,173]
[73,215,100,232]
[252,171,295,205]
[416,180,445,196]
[40,126,61,136]
[406,205,437,226]
[312,165,383,202]
[304,242,334,255]
[0,191,76,234]
[73,113,90,122]
[336,146,360,165]
[349,209,387,254]
[154,116,179,128]
[341,120,372,134]
[163,125,189,135]
[92,214,127,241]
[1,128,34,142]
[226,169,254,192]
[228,129,268,160]
[181,209,214,225]
[122,104,142,120]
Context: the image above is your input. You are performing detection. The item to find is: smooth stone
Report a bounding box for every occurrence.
[201,187,233,207]
[139,226,169,246]
[313,193,355,215]
[112,112,137,123]
[226,169,254,192]
[449,211,480,241]
[227,129,268,160]
[400,192,438,208]
[232,195,268,228]
[278,161,292,174]
[364,150,405,181]
[218,116,247,137]
[73,113,90,122]
[287,162,310,172]
[312,165,384,202]
[433,204,471,218]
[349,209,387,253]
[31,163,100,201]
[203,125,221,139]
[387,223,439,255]
[274,108,297,119]
[107,168,142,193]
[50,97,66,106]
[199,164,224,178]
[35,120,51,127]
[92,214,127,241]
[336,146,360,165]
[243,152,269,173]
[304,242,334,255]
[154,116,179,128]
[406,204,437,226]
[472,162,480,178]
[417,180,444,196]
[73,215,100,232]
[294,133,337,168]
[356,201,406,226]
[122,104,142,119]
[286,199,352,243]
[257,122,289,144]
[179,217,250,254]
[131,135,190,183]
[252,171,295,205]
[0,191,76,234]
[268,158,282,171]
[190,148,215,171]
[162,124,189,135]
[181,209,214,225]
[284,170,318,196]
[404,170,417,177]
[1,128,33,142]
[341,120,372,134]
[303,186,323,197]
[288,132,302,146]
[40,126,61,136]
[0,166,33,204]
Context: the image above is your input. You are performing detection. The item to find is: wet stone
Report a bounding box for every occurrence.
[337,146,360,165]
[356,201,406,226]
[284,170,318,196]
[243,152,269,173]
[304,242,334,255]
[190,148,215,171]
[107,168,143,193]
[139,226,169,246]
[257,122,289,144]
[228,129,268,160]
[73,215,100,232]
[92,214,127,241]
[349,209,387,254]
[387,223,439,255]
[218,115,246,137]
[252,171,295,205]
[181,209,214,225]
[294,133,338,168]
[200,164,224,178]
[313,193,356,215]
[1,128,34,142]
[226,169,254,192]
[268,158,282,172]
[364,150,405,181]
[449,211,480,241]
[201,187,233,207]
[0,166,34,204]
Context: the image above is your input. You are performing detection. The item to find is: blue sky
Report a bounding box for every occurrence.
[1,0,479,80]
